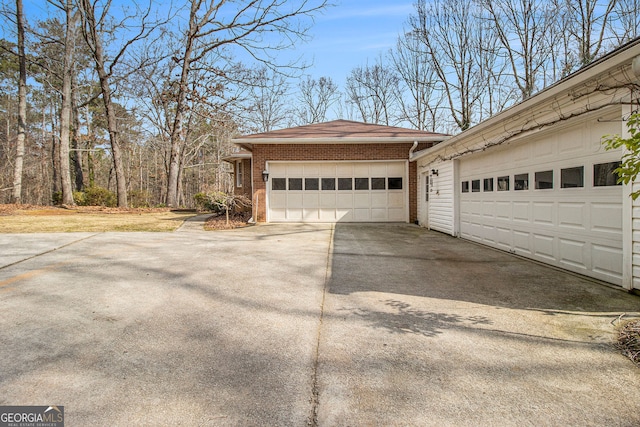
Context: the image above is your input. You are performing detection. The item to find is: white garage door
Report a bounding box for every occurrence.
[268,161,408,222]
[458,117,624,285]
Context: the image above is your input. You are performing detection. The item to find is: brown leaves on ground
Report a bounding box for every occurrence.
[0,204,174,216]
[204,211,252,230]
[617,318,640,367]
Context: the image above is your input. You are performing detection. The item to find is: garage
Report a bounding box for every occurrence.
[457,113,623,284]
[267,161,408,222]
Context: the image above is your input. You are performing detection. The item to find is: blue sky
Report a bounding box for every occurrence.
[295,1,415,86]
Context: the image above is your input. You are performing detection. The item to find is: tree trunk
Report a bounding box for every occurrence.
[80,0,128,207]
[12,0,26,204]
[71,76,84,191]
[59,0,76,206]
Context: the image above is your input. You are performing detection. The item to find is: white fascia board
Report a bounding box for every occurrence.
[411,39,640,164]
[230,136,448,144]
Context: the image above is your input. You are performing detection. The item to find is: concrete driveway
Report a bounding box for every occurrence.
[0,223,639,426]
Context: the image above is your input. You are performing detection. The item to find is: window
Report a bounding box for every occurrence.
[321,178,335,190]
[497,176,509,191]
[338,178,352,190]
[288,178,302,190]
[388,177,403,190]
[371,178,386,190]
[561,166,584,188]
[272,178,286,190]
[305,178,319,190]
[514,173,529,190]
[593,161,621,186]
[472,179,480,192]
[425,177,430,202]
[355,178,369,190]
[484,178,494,192]
[461,181,469,193]
[236,160,243,188]
[535,170,553,189]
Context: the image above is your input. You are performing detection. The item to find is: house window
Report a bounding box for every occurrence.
[484,178,494,192]
[593,161,621,186]
[355,178,369,190]
[236,160,243,188]
[338,178,352,190]
[288,178,302,190]
[561,166,584,188]
[305,178,319,190]
[388,177,403,190]
[322,178,336,190]
[471,179,480,192]
[272,178,286,190]
[371,178,386,190]
[535,170,553,189]
[514,173,529,190]
[461,181,469,193]
[497,176,509,191]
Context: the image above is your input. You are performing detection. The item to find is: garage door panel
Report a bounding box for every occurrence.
[388,192,404,208]
[354,208,370,221]
[559,238,587,270]
[303,208,319,221]
[320,193,336,208]
[337,194,353,208]
[592,244,623,278]
[371,208,387,220]
[513,202,530,222]
[533,233,555,261]
[513,231,531,254]
[558,202,586,229]
[271,193,287,208]
[387,163,404,175]
[388,208,405,221]
[337,163,353,175]
[354,193,370,208]
[371,193,387,208]
[337,209,353,221]
[287,193,303,207]
[533,202,554,225]
[591,203,622,234]
[320,208,337,221]
[303,193,319,208]
[496,201,511,219]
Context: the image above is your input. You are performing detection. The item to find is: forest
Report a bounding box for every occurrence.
[1,0,638,208]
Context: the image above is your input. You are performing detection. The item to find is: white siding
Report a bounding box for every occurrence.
[633,181,640,290]
[427,160,456,235]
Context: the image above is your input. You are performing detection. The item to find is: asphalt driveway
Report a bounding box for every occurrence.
[0,223,639,426]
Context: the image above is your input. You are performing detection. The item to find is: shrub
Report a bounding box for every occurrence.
[81,186,117,207]
[128,190,151,208]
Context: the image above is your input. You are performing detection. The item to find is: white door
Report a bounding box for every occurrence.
[457,115,623,285]
[419,171,429,227]
[267,161,408,223]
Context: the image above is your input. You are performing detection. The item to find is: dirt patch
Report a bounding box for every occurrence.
[204,211,252,230]
[617,318,640,367]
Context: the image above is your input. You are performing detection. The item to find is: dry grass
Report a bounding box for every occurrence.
[617,318,640,367]
[0,204,197,232]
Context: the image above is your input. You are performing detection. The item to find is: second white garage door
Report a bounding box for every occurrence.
[267,161,408,222]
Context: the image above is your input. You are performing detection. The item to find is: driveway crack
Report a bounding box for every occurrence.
[308,224,334,426]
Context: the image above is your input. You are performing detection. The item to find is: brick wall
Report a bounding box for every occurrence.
[250,142,433,222]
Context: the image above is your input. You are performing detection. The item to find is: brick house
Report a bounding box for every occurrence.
[229,120,448,223]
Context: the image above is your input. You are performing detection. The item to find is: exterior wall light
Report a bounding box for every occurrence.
[262,170,269,182]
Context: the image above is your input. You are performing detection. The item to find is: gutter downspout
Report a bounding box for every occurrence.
[409,141,419,159]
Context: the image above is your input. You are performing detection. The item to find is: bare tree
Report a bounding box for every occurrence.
[243,66,293,132]
[611,0,640,44]
[164,0,328,207]
[78,0,160,207]
[296,75,339,125]
[11,0,26,204]
[345,59,399,125]
[389,31,444,131]
[409,0,488,131]
[479,0,557,100]
[563,0,618,66]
